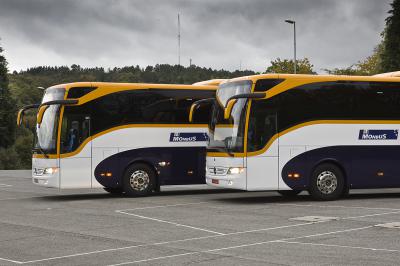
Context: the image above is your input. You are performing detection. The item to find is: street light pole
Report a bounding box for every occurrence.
[285,19,296,74]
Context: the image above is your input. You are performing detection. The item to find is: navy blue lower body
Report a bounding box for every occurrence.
[282,145,400,190]
[94,147,206,188]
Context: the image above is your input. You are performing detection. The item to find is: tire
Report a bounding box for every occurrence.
[309,163,345,201]
[103,187,123,195]
[123,163,156,197]
[278,190,302,197]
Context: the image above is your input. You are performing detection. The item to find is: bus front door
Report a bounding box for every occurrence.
[59,114,92,189]
[246,112,279,190]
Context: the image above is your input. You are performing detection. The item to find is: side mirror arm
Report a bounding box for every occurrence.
[16,104,40,126]
[223,92,266,120]
[189,98,215,123]
[37,99,79,127]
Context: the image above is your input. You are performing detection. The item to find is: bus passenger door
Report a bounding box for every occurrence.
[246,110,279,190]
[59,111,92,189]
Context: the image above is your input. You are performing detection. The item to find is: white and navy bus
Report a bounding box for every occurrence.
[17,81,222,196]
[196,74,400,200]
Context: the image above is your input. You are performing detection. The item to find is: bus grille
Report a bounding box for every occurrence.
[208,167,228,176]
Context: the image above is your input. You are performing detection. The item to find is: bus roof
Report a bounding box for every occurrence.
[220,73,400,100]
[192,79,227,86]
[224,73,400,84]
[45,82,218,105]
[48,82,218,91]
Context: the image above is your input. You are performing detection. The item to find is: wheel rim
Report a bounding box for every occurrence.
[129,170,150,191]
[316,171,338,195]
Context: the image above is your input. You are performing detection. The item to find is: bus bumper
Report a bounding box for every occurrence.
[32,158,60,188]
[205,156,247,190]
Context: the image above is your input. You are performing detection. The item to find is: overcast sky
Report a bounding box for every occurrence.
[0,0,392,73]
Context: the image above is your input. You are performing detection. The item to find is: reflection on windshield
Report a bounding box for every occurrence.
[42,87,65,103]
[209,80,252,153]
[34,105,59,153]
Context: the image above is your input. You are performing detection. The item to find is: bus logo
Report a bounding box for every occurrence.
[358,129,398,140]
[169,133,209,142]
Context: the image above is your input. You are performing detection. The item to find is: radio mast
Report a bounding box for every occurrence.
[178,13,181,66]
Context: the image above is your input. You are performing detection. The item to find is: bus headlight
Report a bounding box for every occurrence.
[43,167,59,175]
[227,167,245,175]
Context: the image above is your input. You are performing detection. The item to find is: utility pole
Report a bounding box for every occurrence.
[178,13,181,66]
[189,58,192,67]
[285,19,297,74]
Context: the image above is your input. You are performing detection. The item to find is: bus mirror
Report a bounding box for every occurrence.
[16,109,24,126]
[189,103,198,123]
[224,99,237,120]
[37,105,49,126]
[16,103,40,127]
[188,98,215,123]
[223,92,266,119]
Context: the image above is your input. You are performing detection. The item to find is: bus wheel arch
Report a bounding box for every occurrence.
[122,161,158,196]
[309,160,347,201]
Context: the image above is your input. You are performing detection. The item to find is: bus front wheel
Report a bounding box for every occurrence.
[309,163,345,201]
[123,163,156,197]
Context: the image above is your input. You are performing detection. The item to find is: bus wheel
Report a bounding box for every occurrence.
[309,163,344,201]
[103,187,123,195]
[277,190,302,197]
[123,163,155,197]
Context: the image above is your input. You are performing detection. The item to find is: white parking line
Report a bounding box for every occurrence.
[277,203,400,220]
[276,240,400,253]
[117,202,208,211]
[19,222,317,264]
[116,210,224,235]
[0,183,13,187]
[0,257,23,264]
[107,225,372,265]
[343,210,400,219]
[277,203,400,211]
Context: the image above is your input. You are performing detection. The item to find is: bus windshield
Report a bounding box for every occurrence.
[34,105,60,154]
[33,87,65,154]
[208,80,252,153]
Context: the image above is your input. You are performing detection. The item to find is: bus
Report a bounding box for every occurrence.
[17,81,221,196]
[194,74,400,200]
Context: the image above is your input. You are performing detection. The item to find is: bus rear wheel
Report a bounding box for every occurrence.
[309,163,345,201]
[123,163,156,197]
[277,190,302,197]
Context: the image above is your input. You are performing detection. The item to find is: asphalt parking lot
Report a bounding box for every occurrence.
[1,171,400,265]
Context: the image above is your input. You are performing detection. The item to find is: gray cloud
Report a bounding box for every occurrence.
[0,0,392,73]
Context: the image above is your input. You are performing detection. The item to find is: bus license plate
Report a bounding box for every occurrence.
[212,179,219,184]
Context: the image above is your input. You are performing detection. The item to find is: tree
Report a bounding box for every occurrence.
[265,58,315,74]
[325,44,383,76]
[0,43,17,148]
[380,0,400,72]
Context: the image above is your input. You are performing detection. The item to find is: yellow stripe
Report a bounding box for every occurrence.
[33,124,208,159]
[68,83,217,105]
[206,152,245,157]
